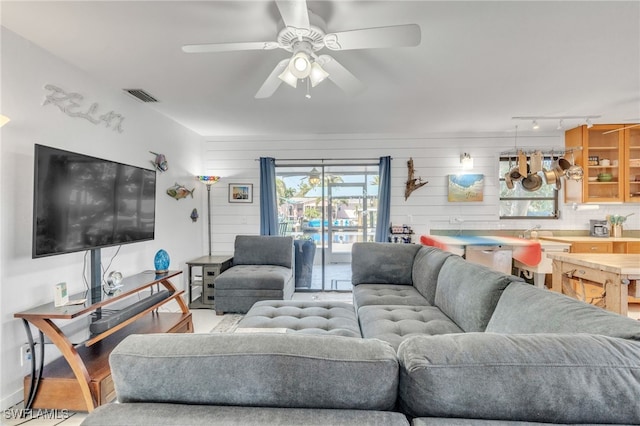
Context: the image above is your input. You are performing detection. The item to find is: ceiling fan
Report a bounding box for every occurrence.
[181,0,421,98]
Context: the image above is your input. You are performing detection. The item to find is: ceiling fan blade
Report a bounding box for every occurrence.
[317,55,366,96]
[276,0,310,30]
[255,59,290,99]
[324,24,421,51]
[182,41,279,53]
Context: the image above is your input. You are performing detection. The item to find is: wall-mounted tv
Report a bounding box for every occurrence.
[33,144,156,258]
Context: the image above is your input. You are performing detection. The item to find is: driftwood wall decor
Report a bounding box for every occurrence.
[405,157,428,200]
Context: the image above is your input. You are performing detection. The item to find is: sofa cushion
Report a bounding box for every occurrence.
[412,418,609,426]
[434,256,519,332]
[237,300,362,338]
[214,265,291,290]
[412,420,563,426]
[81,403,410,426]
[486,281,640,340]
[351,242,421,285]
[110,333,399,411]
[411,246,456,305]
[353,284,430,310]
[398,333,640,424]
[233,235,293,268]
[358,305,463,350]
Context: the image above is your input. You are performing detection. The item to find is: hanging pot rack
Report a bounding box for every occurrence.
[500,146,583,158]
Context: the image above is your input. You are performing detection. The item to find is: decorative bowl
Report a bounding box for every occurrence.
[597,173,613,182]
[588,176,598,182]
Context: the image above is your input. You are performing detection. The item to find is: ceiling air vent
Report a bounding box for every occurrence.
[124,89,158,103]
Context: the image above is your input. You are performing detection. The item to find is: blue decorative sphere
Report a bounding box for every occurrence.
[154,249,170,273]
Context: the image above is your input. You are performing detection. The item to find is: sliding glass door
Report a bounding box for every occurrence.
[276,162,379,291]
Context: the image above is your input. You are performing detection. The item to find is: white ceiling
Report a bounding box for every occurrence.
[2,1,639,137]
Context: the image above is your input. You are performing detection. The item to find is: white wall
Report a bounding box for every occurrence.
[204,134,639,254]
[0,28,204,408]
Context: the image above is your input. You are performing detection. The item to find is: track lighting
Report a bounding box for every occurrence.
[512,115,601,130]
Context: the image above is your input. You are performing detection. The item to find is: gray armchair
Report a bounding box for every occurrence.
[213,235,294,314]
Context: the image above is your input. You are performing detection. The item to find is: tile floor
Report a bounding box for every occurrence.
[5,291,639,425]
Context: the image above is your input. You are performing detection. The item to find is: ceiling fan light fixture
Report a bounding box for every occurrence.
[289,52,311,79]
[309,62,329,87]
[278,68,298,88]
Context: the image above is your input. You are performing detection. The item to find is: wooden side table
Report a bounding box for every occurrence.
[186,255,232,309]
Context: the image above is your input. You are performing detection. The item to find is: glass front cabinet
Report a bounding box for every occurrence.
[565,124,639,203]
[625,126,640,203]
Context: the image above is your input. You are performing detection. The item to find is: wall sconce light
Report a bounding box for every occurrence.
[460,153,473,169]
[0,115,10,128]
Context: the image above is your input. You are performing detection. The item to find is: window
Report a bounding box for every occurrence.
[499,156,559,219]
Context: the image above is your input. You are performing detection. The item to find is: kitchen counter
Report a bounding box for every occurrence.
[513,240,571,288]
[540,236,640,243]
[421,235,546,275]
[539,236,640,255]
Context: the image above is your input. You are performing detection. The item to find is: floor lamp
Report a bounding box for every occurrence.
[196,175,220,256]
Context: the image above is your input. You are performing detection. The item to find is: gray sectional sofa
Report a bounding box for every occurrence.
[82,242,640,425]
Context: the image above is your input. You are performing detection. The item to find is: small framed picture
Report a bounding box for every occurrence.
[228,183,253,203]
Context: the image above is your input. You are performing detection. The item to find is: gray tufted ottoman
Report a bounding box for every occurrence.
[357,305,464,350]
[237,300,362,338]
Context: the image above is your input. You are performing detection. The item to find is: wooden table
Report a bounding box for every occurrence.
[548,253,640,316]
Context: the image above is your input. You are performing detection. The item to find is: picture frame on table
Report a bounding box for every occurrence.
[228,183,253,203]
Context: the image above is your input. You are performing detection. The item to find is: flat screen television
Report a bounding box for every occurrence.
[33,144,156,259]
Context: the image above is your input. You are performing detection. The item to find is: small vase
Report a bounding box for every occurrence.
[611,224,623,238]
[154,249,170,273]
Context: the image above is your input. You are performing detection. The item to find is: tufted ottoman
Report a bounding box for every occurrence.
[353,284,430,309]
[357,305,463,350]
[237,300,362,338]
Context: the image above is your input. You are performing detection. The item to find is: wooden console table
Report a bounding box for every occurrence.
[548,253,640,316]
[14,270,192,412]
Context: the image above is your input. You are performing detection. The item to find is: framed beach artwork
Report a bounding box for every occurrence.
[448,174,484,202]
[229,183,253,203]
